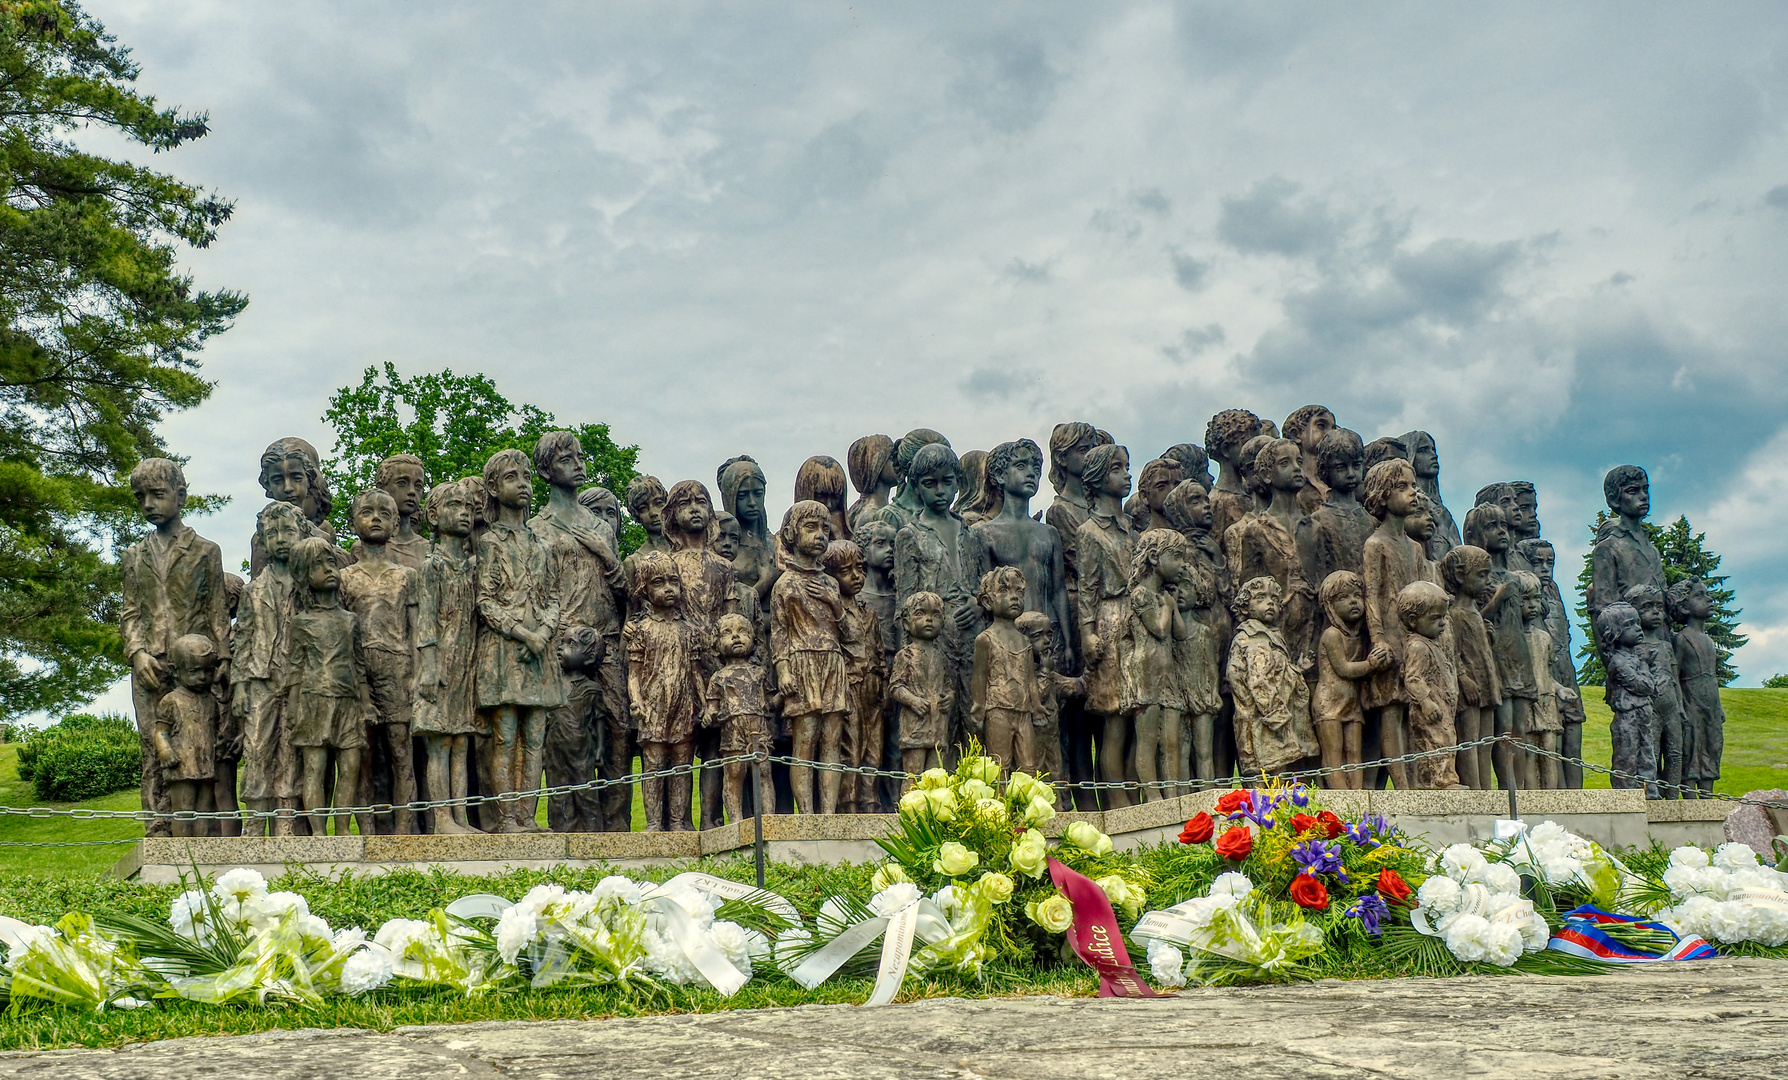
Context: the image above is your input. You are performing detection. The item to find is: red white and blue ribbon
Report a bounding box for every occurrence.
[1547,905,1717,964]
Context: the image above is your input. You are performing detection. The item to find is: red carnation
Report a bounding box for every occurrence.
[1289,813,1318,836]
[1316,811,1346,839]
[1288,872,1330,910]
[1215,789,1252,815]
[1214,826,1254,861]
[1376,868,1413,903]
[1178,811,1215,844]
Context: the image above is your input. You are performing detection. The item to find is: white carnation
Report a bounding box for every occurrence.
[212,868,268,905]
[1210,872,1254,898]
[870,882,921,916]
[708,920,754,978]
[1526,821,1568,847]
[1417,875,1462,914]
[1541,857,1583,886]
[297,913,334,944]
[1713,843,1760,871]
[1663,865,1701,898]
[652,883,717,929]
[742,928,772,964]
[1669,846,1711,870]
[769,927,812,971]
[1704,900,1750,943]
[1146,940,1186,989]
[253,891,311,931]
[642,928,702,985]
[1482,922,1525,967]
[592,876,649,907]
[169,890,211,943]
[339,946,394,994]
[1441,844,1488,880]
[494,907,539,965]
[1482,862,1521,895]
[1442,913,1492,962]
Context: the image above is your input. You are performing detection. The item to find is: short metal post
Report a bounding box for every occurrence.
[752,755,767,890]
[1507,739,1519,822]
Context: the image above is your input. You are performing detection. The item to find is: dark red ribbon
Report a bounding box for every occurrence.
[1047,857,1164,997]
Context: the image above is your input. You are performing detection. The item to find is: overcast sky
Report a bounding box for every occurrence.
[75,1,1788,714]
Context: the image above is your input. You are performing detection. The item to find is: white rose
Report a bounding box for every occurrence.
[962,756,1002,784]
[1022,795,1057,827]
[1004,771,1042,804]
[915,768,952,791]
[974,872,1016,905]
[1026,893,1074,933]
[975,797,1009,823]
[899,789,930,816]
[1009,829,1049,878]
[1096,875,1144,917]
[1064,821,1113,855]
[960,779,996,803]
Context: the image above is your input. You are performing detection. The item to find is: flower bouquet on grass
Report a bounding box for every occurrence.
[1616,843,1788,958]
[790,750,1149,998]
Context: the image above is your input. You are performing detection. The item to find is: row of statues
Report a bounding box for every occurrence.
[118,410,1726,839]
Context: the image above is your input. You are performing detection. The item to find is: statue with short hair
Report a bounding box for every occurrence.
[971,565,1041,773]
[1283,405,1337,515]
[233,501,303,835]
[1517,538,1586,787]
[823,539,885,813]
[702,612,774,824]
[626,551,704,830]
[773,501,851,813]
[579,483,637,829]
[1223,437,1317,666]
[1597,601,1659,795]
[1162,479,1225,783]
[123,458,231,838]
[1668,578,1724,797]
[355,454,429,570]
[1626,582,1687,798]
[1519,572,1563,788]
[1045,421,1103,805]
[663,479,734,827]
[1161,443,1211,491]
[1589,465,1666,632]
[891,590,952,786]
[1124,529,1190,801]
[153,633,221,838]
[1227,575,1315,778]
[1205,410,1265,547]
[339,487,420,834]
[286,535,374,837]
[1359,458,1425,790]
[1439,544,1500,789]
[1397,580,1463,789]
[876,428,951,535]
[250,437,343,578]
[893,442,979,745]
[1465,502,1530,790]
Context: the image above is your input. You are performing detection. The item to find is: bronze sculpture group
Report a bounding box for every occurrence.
[119,414,1724,837]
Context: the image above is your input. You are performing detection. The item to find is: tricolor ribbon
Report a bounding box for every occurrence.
[1547,905,1718,964]
[1047,857,1163,997]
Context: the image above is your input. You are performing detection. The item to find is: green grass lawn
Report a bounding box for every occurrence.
[4,690,1784,878]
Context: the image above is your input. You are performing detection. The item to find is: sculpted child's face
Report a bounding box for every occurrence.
[557,635,596,673]
[1616,618,1642,648]
[864,534,895,574]
[915,467,959,514]
[1415,608,1447,641]
[1180,488,1213,531]
[1326,453,1364,495]
[831,560,866,598]
[1143,471,1176,513]
[1522,591,1545,624]
[1615,476,1650,519]
[1334,589,1364,626]
[307,558,338,595]
[1300,411,1336,456]
[174,651,213,690]
[1406,505,1435,542]
[261,515,301,563]
[1098,455,1132,500]
[1000,452,1042,500]
[432,493,474,539]
[493,462,532,512]
[1247,591,1280,625]
[382,463,426,519]
[732,478,765,525]
[672,493,711,536]
[1411,440,1439,479]
[1024,626,1052,661]
[1635,596,1665,630]
[795,516,829,559]
[136,480,183,528]
[905,606,942,641]
[713,519,741,561]
[1268,445,1304,494]
[649,573,681,611]
[354,499,396,544]
[1527,545,1556,582]
[542,445,586,490]
[1157,548,1184,583]
[718,619,753,658]
[1513,492,1539,537]
[1386,473,1420,518]
[1060,435,1097,479]
[1685,589,1711,620]
[1478,518,1509,554]
[264,455,310,505]
[1463,565,1490,601]
[989,581,1025,620]
[636,494,667,533]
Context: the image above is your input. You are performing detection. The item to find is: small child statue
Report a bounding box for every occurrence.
[1597,601,1660,795]
[1668,578,1724,797]
[1625,582,1689,798]
[703,612,774,824]
[771,501,851,813]
[1465,501,1531,792]
[1226,575,1316,779]
[1437,545,1501,790]
[713,512,762,632]
[1308,428,1373,587]
[122,458,231,838]
[357,454,429,570]
[1396,580,1464,789]
[1405,493,1442,586]
[890,590,953,789]
[553,623,607,827]
[1018,611,1081,808]
[626,551,706,831]
[1518,573,1563,789]
[856,518,901,811]
[154,634,221,838]
[823,540,886,813]
[1313,571,1391,790]
[286,536,374,837]
[413,480,482,834]
[1123,530,1190,801]
[234,501,303,835]
[338,488,421,834]
[970,566,1042,774]
[624,474,671,562]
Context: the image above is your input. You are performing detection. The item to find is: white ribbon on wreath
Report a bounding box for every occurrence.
[786,890,955,1007]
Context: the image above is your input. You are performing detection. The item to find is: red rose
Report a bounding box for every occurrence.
[1376,868,1413,903]
[1289,813,1318,836]
[1316,811,1346,839]
[1214,826,1254,861]
[1288,872,1330,910]
[1215,790,1252,815]
[1178,811,1215,844]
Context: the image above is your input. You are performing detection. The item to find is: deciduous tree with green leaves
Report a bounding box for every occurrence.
[322,363,644,553]
[1574,513,1745,687]
[0,2,244,722]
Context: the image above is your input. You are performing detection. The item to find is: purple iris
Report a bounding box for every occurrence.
[1239,799,1277,830]
[1292,839,1348,882]
[1346,894,1388,936]
[1287,784,1310,808]
[1345,813,1391,848]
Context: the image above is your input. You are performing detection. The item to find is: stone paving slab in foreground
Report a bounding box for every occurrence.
[3,958,1785,1079]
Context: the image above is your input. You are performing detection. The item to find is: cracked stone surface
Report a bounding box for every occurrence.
[3,958,1785,1079]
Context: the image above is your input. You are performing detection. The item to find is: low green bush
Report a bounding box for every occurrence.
[16,713,140,802]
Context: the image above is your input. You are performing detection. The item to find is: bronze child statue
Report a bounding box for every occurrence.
[970,566,1041,774]
[1360,458,1425,790]
[286,536,374,837]
[1668,578,1725,797]
[772,500,851,813]
[154,633,222,838]
[1313,570,1390,790]
[703,612,774,824]
[338,488,421,834]
[1076,443,1137,807]
[1519,573,1563,789]
[1438,544,1501,790]
[122,458,231,838]
[1227,575,1315,780]
[414,480,483,834]
[626,551,706,830]
[233,501,304,836]
[823,539,886,813]
[359,454,429,570]
[1625,582,1688,798]
[1125,529,1191,801]
[1597,601,1660,796]
[890,590,952,787]
[1396,580,1464,789]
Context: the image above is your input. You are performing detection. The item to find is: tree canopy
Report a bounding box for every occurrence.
[1574,513,1745,687]
[0,2,244,721]
[321,363,643,552]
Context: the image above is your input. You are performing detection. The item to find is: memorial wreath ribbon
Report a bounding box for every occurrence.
[1046,857,1163,997]
[786,893,955,1006]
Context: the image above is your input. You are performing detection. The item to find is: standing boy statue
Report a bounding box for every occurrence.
[122,458,231,838]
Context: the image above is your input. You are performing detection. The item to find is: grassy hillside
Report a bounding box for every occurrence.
[3,690,1784,878]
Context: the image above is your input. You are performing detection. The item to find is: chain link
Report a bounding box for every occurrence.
[3,738,1781,847]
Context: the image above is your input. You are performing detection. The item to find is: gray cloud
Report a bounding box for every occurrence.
[949,37,1062,134]
[1216,177,1344,258]
[1163,323,1225,362]
[1169,248,1210,290]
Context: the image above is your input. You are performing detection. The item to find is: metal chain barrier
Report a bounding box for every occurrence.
[4,738,1783,847]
